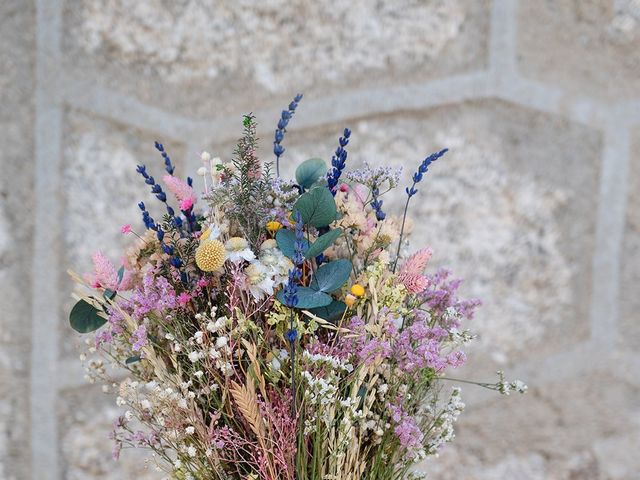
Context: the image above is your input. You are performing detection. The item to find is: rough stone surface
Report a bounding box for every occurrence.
[61,0,490,117]
[0,1,35,479]
[620,129,640,349]
[518,0,640,100]
[423,371,640,479]
[2,1,639,478]
[59,388,160,480]
[273,101,599,362]
[60,110,186,358]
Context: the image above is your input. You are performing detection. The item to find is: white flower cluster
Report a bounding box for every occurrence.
[116,378,194,431]
[242,239,293,301]
[495,370,528,395]
[303,350,354,373]
[268,177,299,209]
[302,371,338,407]
[177,307,235,377]
[424,387,465,456]
[345,162,402,190]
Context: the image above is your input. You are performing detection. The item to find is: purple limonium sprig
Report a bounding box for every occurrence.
[327,128,351,195]
[155,141,175,175]
[392,148,448,272]
[274,94,303,177]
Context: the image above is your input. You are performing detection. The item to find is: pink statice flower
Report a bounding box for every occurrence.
[177,292,191,307]
[131,324,147,354]
[388,403,425,460]
[422,268,482,325]
[163,174,196,208]
[120,224,132,234]
[128,270,177,320]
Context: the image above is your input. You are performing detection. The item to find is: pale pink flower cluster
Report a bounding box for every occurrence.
[163,174,197,211]
[398,247,432,294]
[88,251,132,290]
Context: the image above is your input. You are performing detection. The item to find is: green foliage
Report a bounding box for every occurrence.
[103,289,117,301]
[294,187,337,228]
[276,286,332,309]
[116,265,125,284]
[275,229,309,259]
[208,115,274,249]
[295,158,327,190]
[308,300,347,322]
[305,228,342,259]
[69,299,107,333]
[309,259,352,293]
[125,355,141,365]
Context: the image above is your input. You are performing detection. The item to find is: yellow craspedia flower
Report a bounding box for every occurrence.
[195,239,225,272]
[266,221,282,233]
[350,284,365,297]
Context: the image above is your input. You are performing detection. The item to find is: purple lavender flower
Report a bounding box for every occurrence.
[274,94,303,176]
[327,128,351,195]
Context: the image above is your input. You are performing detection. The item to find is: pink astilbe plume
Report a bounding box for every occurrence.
[397,247,433,294]
[88,251,132,291]
[163,174,196,209]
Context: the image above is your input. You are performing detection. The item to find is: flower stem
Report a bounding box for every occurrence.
[392,187,414,273]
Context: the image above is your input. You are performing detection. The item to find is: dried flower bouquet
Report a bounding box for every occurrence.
[69,95,525,480]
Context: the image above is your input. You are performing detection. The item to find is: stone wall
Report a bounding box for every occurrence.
[1,0,638,479]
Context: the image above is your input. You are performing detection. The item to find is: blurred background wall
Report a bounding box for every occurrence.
[1,0,639,478]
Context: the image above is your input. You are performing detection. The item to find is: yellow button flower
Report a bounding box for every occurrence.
[266,221,282,233]
[195,239,225,272]
[350,284,365,298]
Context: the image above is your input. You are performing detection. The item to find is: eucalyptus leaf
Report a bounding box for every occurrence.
[294,187,337,228]
[296,158,327,190]
[69,299,107,333]
[308,300,347,322]
[125,355,141,365]
[305,228,342,259]
[103,289,117,301]
[116,265,125,284]
[309,259,352,293]
[276,229,309,259]
[276,287,332,309]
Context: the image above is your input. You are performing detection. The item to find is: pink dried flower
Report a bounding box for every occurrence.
[177,292,191,306]
[179,197,194,211]
[399,247,432,276]
[163,174,196,206]
[400,273,430,294]
[120,224,132,234]
[90,251,119,290]
[398,247,432,294]
[88,251,133,291]
[131,324,147,353]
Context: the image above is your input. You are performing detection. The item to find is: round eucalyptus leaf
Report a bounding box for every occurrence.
[296,158,328,190]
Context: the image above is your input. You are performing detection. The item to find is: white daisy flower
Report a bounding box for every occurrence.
[199,224,221,242]
[225,237,255,263]
[244,261,275,300]
[259,239,293,284]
